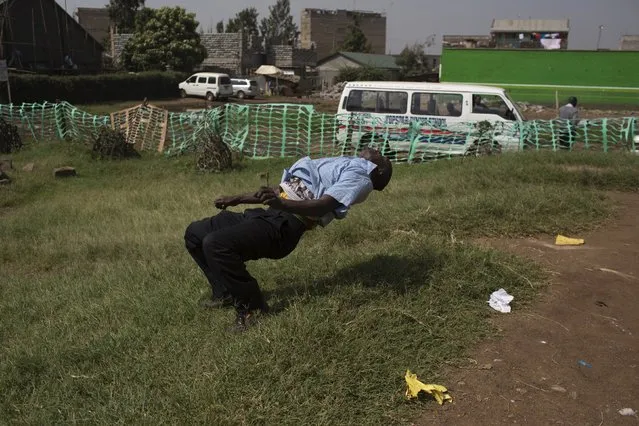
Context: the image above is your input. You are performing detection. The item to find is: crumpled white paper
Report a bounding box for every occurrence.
[488,288,514,313]
[618,408,637,416]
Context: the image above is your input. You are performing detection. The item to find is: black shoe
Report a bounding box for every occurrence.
[200,295,234,309]
[231,310,255,333]
[229,301,270,333]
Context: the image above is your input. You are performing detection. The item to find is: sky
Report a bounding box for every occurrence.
[60,0,639,53]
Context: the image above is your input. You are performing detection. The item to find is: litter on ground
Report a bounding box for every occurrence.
[555,235,585,246]
[404,370,452,405]
[488,288,514,313]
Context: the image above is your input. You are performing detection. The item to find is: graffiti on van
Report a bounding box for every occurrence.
[343,112,448,129]
[385,115,447,129]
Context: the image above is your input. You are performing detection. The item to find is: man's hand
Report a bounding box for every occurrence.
[255,186,278,202]
[214,195,241,210]
[263,196,284,210]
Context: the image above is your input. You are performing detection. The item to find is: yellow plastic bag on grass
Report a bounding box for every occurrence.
[404,370,452,405]
[555,235,585,246]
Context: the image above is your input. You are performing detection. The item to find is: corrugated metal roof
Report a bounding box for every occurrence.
[491,19,570,33]
[620,35,639,51]
[333,51,400,70]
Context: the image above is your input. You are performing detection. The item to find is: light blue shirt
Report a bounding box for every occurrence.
[281,156,377,222]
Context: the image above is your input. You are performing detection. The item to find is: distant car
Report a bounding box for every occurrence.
[178,72,233,101]
[230,78,259,99]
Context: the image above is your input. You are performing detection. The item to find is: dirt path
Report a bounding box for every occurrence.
[149,97,637,118]
[416,192,639,426]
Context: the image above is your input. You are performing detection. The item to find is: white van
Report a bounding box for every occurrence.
[336,81,526,158]
[179,72,233,101]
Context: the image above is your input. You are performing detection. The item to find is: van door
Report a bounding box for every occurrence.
[337,88,409,152]
[195,76,208,97]
[183,75,197,96]
[468,93,520,151]
[407,91,467,157]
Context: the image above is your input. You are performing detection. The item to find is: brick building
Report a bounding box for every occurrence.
[620,35,639,51]
[300,8,386,61]
[490,19,570,49]
[442,35,492,49]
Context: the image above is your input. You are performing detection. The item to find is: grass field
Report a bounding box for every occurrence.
[3,142,639,424]
[503,84,639,108]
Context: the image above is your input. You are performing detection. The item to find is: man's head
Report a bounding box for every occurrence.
[568,96,578,107]
[359,148,393,191]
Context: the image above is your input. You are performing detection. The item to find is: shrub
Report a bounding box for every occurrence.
[9,71,189,104]
[196,131,233,172]
[0,118,22,154]
[91,127,140,160]
[335,66,392,83]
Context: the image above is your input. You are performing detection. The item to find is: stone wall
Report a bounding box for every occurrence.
[267,45,317,69]
[200,33,243,74]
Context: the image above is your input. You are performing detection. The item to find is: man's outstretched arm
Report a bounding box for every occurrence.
[214,186,279,209]
[215,186,342,218]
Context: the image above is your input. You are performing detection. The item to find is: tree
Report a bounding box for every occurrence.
[106,0,145,33]
[335,66,391,83]
[396,42,434,78]
[122,7,207,72]
[216,20,224,33]
[340,15,371,53]
[226,8,259,36]
[259,0,298,47]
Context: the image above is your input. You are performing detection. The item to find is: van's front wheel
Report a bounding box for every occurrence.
[180,89,187,98]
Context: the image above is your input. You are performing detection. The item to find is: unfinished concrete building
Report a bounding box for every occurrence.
[620,35,639,51]
[75,7,111,47]
[300,8,386,61]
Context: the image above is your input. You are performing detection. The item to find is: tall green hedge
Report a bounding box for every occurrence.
[7,71,189,104]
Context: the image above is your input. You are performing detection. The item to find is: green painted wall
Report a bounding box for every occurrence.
[440,49,639,87]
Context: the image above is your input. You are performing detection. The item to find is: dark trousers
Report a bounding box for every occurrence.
[184,208,306,310]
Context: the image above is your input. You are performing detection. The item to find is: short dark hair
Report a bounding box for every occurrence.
[373,156,393,191]
[568,96,578,106]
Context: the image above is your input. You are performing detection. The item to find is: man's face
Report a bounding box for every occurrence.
[359,148,392,191]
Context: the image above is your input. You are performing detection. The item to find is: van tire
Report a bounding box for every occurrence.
[180,89,187,98]
[206,92,215,102]
[237,91,245,100]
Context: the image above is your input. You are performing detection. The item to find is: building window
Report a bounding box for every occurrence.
[411,92,463,117]
[346,90,408,114]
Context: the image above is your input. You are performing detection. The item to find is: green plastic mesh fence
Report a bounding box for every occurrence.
[0,101,636,162]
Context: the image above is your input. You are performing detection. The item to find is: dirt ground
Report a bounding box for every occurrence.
[149,97,636,119]
[416,192,639,426]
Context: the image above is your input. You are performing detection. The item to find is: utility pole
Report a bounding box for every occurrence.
[596,25,604,50]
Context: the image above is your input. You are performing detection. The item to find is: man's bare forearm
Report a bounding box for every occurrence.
[234,186,280,204]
